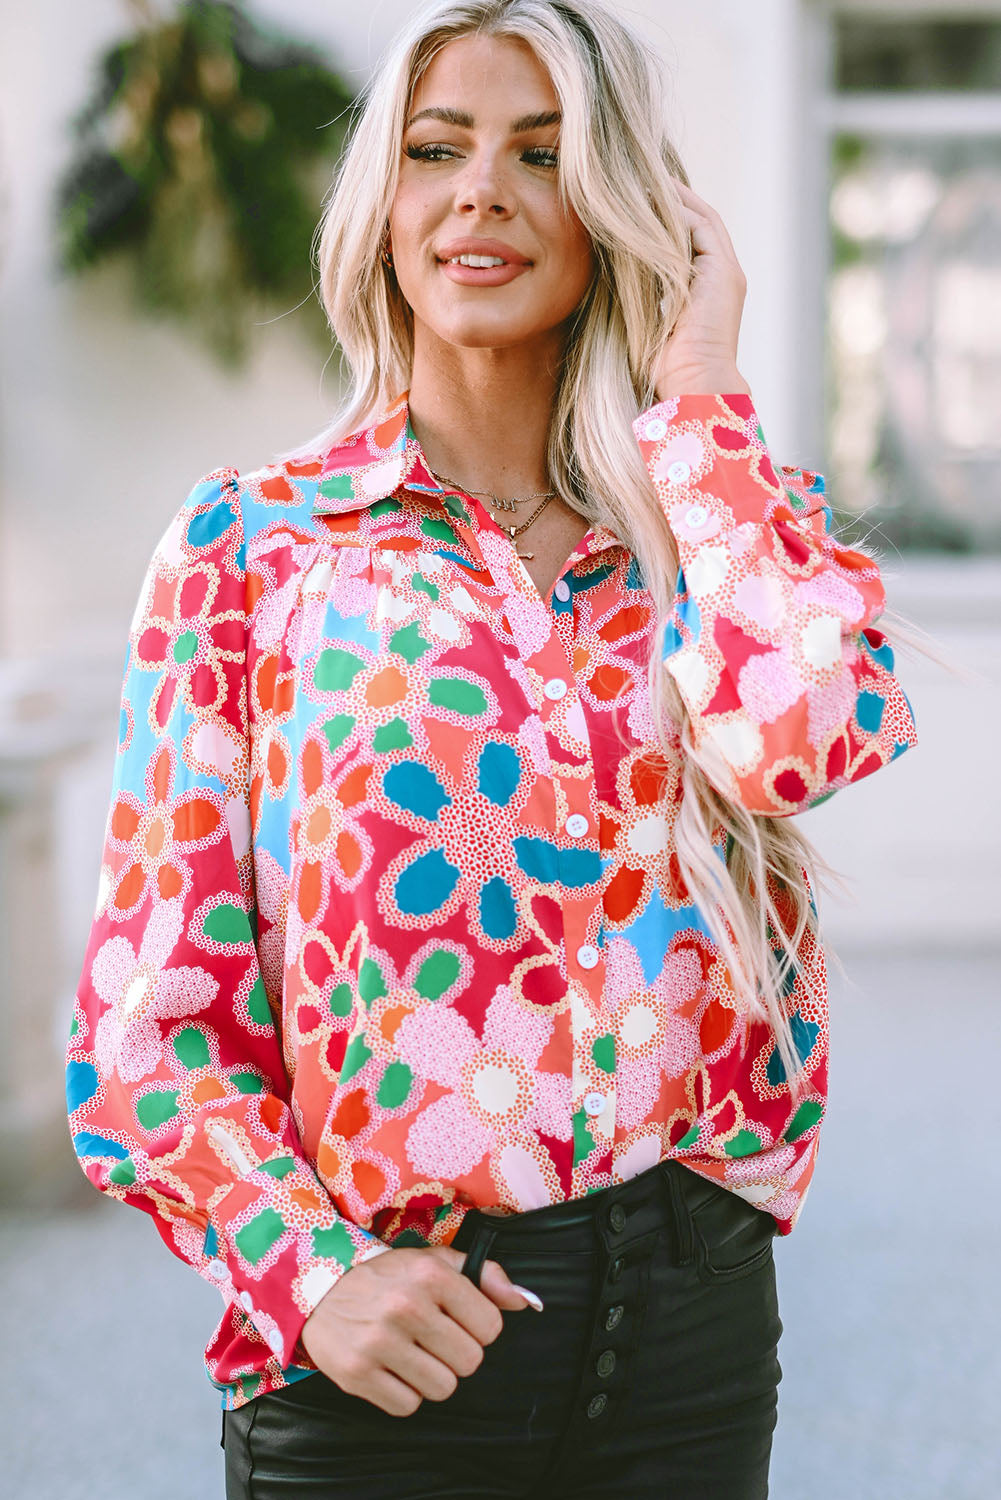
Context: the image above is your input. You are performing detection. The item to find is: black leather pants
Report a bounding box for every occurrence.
[222,1160,782,1499]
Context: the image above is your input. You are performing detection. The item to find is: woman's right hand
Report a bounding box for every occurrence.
[299,1245,536,1416]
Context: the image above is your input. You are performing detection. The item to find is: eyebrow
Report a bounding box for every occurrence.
[405,107,561,133]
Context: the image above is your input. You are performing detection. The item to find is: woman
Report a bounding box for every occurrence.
[66,1,917,1495]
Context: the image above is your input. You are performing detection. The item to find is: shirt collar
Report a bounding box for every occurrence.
[312,389,623,557]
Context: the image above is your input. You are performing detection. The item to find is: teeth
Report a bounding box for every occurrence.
[447,254,507,267]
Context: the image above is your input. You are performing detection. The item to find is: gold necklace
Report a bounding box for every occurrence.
[487,492,556,559]
[427,468,556,560]
[430,473,555,514]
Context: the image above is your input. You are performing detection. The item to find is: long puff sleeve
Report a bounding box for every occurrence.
[65,471,387,1397]
[633,393,917,815]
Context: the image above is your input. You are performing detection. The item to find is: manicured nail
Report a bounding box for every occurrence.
[511,1283,544,1311]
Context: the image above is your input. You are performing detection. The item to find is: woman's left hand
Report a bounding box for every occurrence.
[652,180,751,401]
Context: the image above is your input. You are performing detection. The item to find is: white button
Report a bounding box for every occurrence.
[565,813,589,837]
[267,1327,285,1357]
[553,579,571,602]
[206,1259,228,1281]
[583,1091,607,1116]
[544,678,568,700]
[239,1291,255,1312]
[685,505,708,528]
[576,943,601,969]
[668,461,692,483]
[644,418,668,441]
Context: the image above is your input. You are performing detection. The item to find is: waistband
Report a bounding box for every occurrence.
[475,1160,723,1227]
[456,1159,730,1275]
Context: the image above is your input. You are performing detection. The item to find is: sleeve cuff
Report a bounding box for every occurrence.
[633,393,793,533]
[205,1142,390,1367]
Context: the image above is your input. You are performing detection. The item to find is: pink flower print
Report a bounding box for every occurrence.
[252,848,289,1007]
[328,546,378,623]
[737,649,805,726]
[481,984,553,1070]
[397,985,555,1180]
[501,591,554,659]
[605,936,702,1129]
[733,575,787,633]
[652,431,706,486]
[92,900,218,1083]
[806,664,857,749]
[793,571,866,626]
[529,1070,573,1141]
[405,1094,493,1179]
[728,522,757,559]
[396,1005,477,1091]
[669,500,723,546]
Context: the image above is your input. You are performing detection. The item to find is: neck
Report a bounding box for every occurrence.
[406,327,563,500]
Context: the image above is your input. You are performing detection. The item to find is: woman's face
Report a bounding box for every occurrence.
[388,33,595,358]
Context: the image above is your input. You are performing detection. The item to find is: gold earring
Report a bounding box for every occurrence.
[380,231,394,269]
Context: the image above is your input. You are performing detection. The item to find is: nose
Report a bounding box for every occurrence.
[452,147,515,219]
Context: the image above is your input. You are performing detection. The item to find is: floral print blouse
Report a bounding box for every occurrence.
[65,390,917,1409]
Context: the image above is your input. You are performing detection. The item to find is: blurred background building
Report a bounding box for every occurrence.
[1,1,998,1496]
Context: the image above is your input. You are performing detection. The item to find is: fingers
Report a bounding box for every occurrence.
[428,1248,507,1345]
[478,1257,543,1312]
[429,1246,538,1325]
[388,1339,462,1404]
[301,1246,522,1417]
[357,1367,425,1418]
[409,1307,487,1380]
[672,180,742,266]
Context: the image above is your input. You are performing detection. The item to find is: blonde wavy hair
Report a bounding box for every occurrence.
[309,0,833,1085]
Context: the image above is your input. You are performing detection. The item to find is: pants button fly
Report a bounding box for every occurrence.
[608,1203,627,1233]
[596,1349,617,1378]
[604,1303,624,1331]
[608,1255,625,1283]
[586,1394,608,1419]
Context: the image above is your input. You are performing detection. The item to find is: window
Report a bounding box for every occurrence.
[823,12,1001,550]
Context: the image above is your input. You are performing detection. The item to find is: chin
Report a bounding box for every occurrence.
[433,314,557,351]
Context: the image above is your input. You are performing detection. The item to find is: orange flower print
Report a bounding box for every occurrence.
[105,744,226,918]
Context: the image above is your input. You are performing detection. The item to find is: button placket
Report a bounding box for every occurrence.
[482,544,609,1202]
[574,1245,639,1431]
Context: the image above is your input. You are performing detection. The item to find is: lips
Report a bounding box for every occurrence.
[436,237,531,266]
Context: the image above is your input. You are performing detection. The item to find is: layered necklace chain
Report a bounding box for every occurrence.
[425,465,556,560]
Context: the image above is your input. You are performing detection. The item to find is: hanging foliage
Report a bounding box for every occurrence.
[56,0,355,365]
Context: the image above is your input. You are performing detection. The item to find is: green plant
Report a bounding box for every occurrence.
[56,0,355,365]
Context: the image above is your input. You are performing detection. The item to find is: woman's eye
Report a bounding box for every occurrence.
[403,143,558,168]
[404,143,456,162]
[523,148,558,168]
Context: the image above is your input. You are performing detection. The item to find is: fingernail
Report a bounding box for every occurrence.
[510,1283,544,1312]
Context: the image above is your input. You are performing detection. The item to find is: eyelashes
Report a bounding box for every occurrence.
[404,143,558,168]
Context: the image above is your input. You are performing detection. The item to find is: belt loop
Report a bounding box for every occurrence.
[660,1160,695,1266]
[460,1225,498,1289]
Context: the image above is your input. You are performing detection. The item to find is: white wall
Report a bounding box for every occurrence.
[0,0,807,663]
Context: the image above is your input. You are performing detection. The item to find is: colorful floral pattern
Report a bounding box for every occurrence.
[66,391,916,1409]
